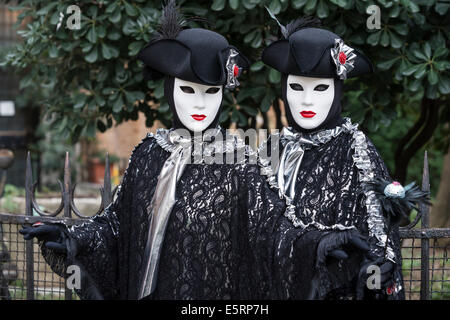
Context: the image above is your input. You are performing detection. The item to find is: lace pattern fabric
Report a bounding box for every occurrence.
[265,124,404,299]
[40,130,278,300]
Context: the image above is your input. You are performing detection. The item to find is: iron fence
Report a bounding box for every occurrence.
[0,150,449,300]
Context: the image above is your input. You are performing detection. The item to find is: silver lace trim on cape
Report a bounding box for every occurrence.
[351,130,395,262]
[258,118,395,262]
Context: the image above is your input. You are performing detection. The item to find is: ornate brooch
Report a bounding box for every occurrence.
[225,48,242,90]
[330,39,356,80]
[383,181,406,198]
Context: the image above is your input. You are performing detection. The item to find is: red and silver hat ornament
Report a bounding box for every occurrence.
[330,39,357,80]
[225,48,242,89]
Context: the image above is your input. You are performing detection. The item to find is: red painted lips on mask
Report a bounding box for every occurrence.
[191,114,206,121]
[300,111,316,118]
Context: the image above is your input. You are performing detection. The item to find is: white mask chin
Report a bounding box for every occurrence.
[173,78,223,132]
[286,75,335,130]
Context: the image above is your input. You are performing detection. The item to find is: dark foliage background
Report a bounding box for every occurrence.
[0,0,449,194]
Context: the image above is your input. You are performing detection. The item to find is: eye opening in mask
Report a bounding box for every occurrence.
[180,86,195,94]
[289,83,304,91]
[314,84,330,91]
[205,87,221,94]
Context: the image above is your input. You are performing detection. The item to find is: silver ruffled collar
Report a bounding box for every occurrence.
[152,126,250,164]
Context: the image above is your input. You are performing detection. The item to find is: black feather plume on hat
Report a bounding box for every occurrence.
[364,178,431,225]
[152,0,186,41]
[266,7,321,39]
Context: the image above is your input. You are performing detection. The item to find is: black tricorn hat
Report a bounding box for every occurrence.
[262,15,373,79]
[137,1,249,88]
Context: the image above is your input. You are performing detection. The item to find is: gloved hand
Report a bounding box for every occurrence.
[19,223,67,253]
[325,229,370,261]
[359,256,395,293]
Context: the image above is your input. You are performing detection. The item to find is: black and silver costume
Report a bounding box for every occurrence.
[259,14,405,300]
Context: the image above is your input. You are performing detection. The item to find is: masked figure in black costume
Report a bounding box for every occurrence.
[19,1,281,300]
[259,15,406,299]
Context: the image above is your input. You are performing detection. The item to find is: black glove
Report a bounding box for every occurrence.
[19,223,67,253]
[359,256,395,291]
[324,229,370,261]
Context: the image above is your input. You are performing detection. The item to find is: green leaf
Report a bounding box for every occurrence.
[244,29,258,43]
[242,0,258,9]
[211,0,226,11]
[97,25,107,39]
[268,0,282,14]
[36,2,58,15]
[260,91,275,112]
[106,2,118,14]
[240,104,258,116]
[433,47,448,60]
[250,61,265,72]
[305,0,318,13]
[424,42,432,59]
[107,29,121,41]
[413,49,428,61]
[219,109,230,122]
[85,120,97,138]
[438,76,450,94]
[434,61,447,71]
[380,30,389,47]
[231,109,239,123]
[413,64,427,79]
[401,63,420,76]
[125,90,145,104]
[73,94,87,109]
[367,31,381,46]
[87,26,98,43]
[124,1,138,16]
[317,0,329,18]
[268,69,281,84]
[229,0,239,10]
[405,0,420,13]
[113,94,124,113]
[84,47,98,63]
[292,0,308,9]
[435,2,450,15]
[251,31,262,48]
[389,5,401,17]
[329,0,347,8]
[427,69,438,85]
[48,45,59,58]
[408,78,422,92]
[389,32,403,49]
[129,41,144,56]
[101,42,113,60]
[109,8,121,24]
[377,57,399,70]
[426,84,438,99]
[237,110,248,126]
[391,24,408,36]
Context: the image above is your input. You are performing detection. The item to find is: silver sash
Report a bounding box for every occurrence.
[138,132,192,299]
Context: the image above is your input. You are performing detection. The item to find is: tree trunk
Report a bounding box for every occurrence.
[394,97,440,184]
[431,145,450,229]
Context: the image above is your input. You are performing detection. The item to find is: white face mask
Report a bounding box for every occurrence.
[286,75,335,130]
[173,78,223,132]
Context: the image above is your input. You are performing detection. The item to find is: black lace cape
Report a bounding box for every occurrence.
[40,133,282,300]
[266,130,405,300]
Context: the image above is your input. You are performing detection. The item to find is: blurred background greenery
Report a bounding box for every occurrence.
[0,0,449,223]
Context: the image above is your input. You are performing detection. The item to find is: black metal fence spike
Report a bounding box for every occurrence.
[24,151,35,300]
[420,150,431,300]
[103,152,112,208]
[62,152,71,218]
